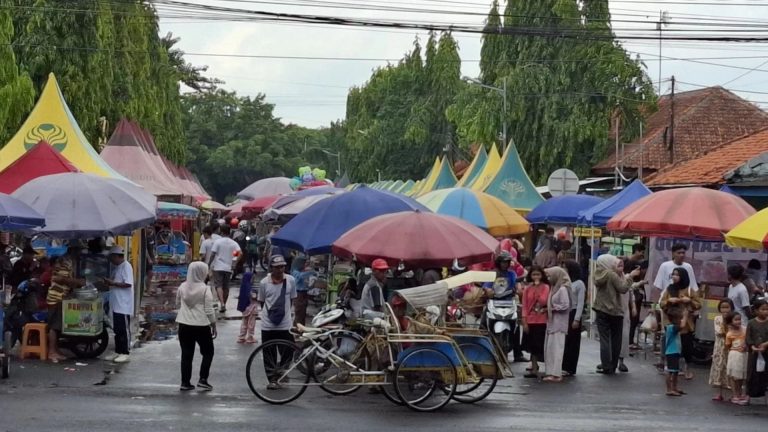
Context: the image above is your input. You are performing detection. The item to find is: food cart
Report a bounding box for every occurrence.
[151,202,199,287]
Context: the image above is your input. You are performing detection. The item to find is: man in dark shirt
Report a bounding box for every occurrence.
[9,246,38,289]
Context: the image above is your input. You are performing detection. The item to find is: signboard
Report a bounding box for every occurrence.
[573,227,602,237]
[62,299,104,336]
[152,264,188,282]
[547,168,579,197]
[647,237,767,300]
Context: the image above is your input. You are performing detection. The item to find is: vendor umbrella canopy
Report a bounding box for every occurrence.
[417,187,529,236]
[13,172,157,238]
[271,185,429,254]
[270,186,346,209]
[262,194,335,223]
[577,180,653,227]
[725,207,768,250]
[201,200,227,212]
[527,195,604,225]
[0,193,46,231]
[241,194,282,218]
[157,202,199,219]
[332,210,499,268]
[237,177,293,200]
[607,187,755,241]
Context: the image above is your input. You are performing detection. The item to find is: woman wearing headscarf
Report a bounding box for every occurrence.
[593,254,639,375]
[543,267,572,382]
[176,261,217,391]
[660,267,701,380]
[562,260,585,376]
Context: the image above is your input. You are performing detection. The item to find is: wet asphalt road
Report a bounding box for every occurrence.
[3,317,768,431]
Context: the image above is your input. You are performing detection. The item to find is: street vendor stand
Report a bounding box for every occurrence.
[151,202,198,286]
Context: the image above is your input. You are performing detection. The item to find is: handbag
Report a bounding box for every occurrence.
[267,279,287,324]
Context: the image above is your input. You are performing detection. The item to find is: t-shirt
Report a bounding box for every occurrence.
[199,237,214,262]
[728,282,751,323]
[726,327,747,352]
[361,277,385,314]
[654,261,699,292]
[482,271,517,299]
[109,260,134,315]
[665,324,681,356]
[47,257,75,306]
[258,274,297,330]
[210,237,241,272]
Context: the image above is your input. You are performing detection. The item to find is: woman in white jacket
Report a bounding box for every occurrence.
[176,261,217,391]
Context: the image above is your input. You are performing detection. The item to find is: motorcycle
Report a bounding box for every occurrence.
[483,298,518,356]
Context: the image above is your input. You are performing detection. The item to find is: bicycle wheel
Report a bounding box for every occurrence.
[453,342,498,403]
[316,331,368,396]
[246,340,310,404]
[394,347,457,412]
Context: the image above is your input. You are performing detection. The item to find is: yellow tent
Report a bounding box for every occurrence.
[0,73,128,179]
[469,144,502,191]
[411,156,441,197]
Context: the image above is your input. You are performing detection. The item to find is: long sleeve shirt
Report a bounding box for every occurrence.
[522,283,550,325]
[570,280,586,322]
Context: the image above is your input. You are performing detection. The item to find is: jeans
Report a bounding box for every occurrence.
[178,323,214,385]
[262,330,295,383]
[596,310,623,373]
[112,312,131,355]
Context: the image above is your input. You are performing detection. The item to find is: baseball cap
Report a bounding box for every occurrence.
[270,255,287,267]
[371,258,389,270]
[109,246,125,255]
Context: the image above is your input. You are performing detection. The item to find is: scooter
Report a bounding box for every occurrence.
[483,298,518,356]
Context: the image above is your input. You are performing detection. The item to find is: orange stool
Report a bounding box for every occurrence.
[20,323,48,360]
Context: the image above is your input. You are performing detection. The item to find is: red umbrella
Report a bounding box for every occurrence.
[226,201,246,218]
[606,187,755,240]
[241,194,282,218]
[332,211,499,268]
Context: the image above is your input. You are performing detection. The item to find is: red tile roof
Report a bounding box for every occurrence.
[646,126,768,186]
[592,87,768,175]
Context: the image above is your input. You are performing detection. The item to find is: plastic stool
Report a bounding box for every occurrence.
[20,323,48,360]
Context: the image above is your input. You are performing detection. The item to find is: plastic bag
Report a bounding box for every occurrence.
[758,354,766,373]
[640,312,658,332]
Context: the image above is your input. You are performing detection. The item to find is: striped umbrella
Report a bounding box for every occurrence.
[418,187,529,236]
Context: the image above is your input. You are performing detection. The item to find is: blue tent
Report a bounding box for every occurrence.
[577,180,652,227]
[270,185,429,254]
[527,195,604,225]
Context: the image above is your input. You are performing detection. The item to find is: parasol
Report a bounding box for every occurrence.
[725,207,768,250]
[236,177,293,200]
[200,200,227,211]
[0,192,46,231]
[607,187,755,241]
[332,210,499,268]
[527,195,604,225]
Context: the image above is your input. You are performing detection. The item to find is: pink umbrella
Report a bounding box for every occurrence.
[332,210,499,268]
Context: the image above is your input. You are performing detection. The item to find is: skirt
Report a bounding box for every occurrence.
[727,351,748,381]
[527,324,546,358]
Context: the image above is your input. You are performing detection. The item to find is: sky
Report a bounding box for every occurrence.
[158,1,768,128]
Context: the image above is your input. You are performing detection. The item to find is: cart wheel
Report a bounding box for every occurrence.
[453,342,498,403]
[316,330,368,396]
[246,340,309,405]
[394,347,457,412]
[70,330,109,359]
[1,330,11,379]
[379,375,403,406]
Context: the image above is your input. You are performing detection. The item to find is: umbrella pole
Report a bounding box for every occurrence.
[589,230,596,339]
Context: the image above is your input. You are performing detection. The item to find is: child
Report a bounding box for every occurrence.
[725,312,748,405]
[710,299,734,401]
[746,299,768,401]
[238,287,259,344]
[521,265,550,378]
[664,307,686,396]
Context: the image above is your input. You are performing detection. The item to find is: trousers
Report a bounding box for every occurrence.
[596,310,623,373]
[178,323,215,385]
[112,312,131,355]
[262,330,294,383]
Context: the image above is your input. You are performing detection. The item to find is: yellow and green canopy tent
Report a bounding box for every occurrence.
[0,73,128,180]
[469,144,502,192]
[418,157,458,195]
[455,145,488,188]
[483,142,545,211]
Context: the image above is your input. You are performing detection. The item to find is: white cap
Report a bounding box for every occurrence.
[109,246,125,255]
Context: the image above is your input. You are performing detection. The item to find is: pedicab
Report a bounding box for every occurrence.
[244,271,505,412]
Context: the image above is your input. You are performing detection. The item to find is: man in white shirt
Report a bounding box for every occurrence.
[198,225,222,262]
[104,246,134,364]
[258,254,297,390]
[208,225,241,313]
[654,243,699,293]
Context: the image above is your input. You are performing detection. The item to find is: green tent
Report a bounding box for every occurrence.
[456,146,488,188]
[484,143,544,211]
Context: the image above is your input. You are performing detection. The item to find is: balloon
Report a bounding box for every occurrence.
[289,177,302,190]
[312,168,326,181]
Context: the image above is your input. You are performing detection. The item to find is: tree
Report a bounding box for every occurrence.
[162,33,223,92]
[0,1,34,143]
[448,0,656,182]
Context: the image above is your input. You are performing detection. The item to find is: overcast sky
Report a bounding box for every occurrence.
[159,1,768,128]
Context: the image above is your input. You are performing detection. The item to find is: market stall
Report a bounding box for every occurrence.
[151,202,199,285]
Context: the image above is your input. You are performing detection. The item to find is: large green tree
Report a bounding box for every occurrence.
[448,0,656,182]
[5,0,195,163]
[0,1,35,143]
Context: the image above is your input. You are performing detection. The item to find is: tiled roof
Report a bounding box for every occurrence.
[646,126,768,186]
[592,87,768,174]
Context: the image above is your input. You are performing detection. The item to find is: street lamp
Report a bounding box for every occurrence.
[463,76,507,150]
[319,149,342,179]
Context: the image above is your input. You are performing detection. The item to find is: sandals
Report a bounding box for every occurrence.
[543,376,563,383]
[712,394,724,402]
[666,391,682,397]
[524,372,539,378]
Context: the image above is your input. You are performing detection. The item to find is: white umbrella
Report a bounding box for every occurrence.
[13,172,157,239]
[237,177,293,200]
[262,194,332,222]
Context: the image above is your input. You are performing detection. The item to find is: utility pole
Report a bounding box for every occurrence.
[657,11,670,94]
[669,76,676,164]
[502,76,508,151]
[639,121,644,181]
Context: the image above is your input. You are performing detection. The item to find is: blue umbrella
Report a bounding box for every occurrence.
[0,192,45,231]
[270,185,430,254]
[577,180,652,227]
[527,195,604,225]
